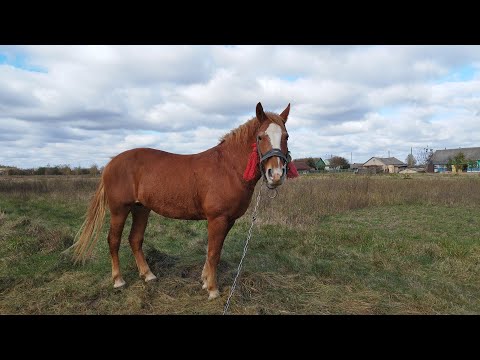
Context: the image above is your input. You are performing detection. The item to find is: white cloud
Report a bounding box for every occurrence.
[1,45,480,168]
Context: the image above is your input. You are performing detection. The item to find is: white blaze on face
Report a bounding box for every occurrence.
[265,123,284,180]
[265,123,282,149]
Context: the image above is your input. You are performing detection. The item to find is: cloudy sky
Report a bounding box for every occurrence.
[1,45,480,168]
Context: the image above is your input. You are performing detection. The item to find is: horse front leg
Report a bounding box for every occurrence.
[202,217,235,300]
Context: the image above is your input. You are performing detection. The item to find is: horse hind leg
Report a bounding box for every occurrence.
[108,206,130,288]
[128,204,156,282]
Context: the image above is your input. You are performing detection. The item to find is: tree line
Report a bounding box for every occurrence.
[301,156,350,170]
[0,164,103,176]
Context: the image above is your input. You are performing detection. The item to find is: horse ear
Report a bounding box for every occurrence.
[256,102,267,123]
[279,103,290,123]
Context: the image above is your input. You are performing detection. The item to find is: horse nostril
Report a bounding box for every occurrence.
[267,168,273,178]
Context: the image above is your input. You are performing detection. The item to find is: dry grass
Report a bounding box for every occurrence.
[0,176,98,201]
[254,173,480,227]
[0,173,479,314]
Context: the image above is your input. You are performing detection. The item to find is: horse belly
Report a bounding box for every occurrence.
[142,192,206,220]
[152,206,206,220]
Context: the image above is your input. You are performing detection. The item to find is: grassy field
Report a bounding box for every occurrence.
[0,173,479,314]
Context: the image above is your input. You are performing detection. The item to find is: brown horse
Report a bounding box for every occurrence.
[73,102,293,299]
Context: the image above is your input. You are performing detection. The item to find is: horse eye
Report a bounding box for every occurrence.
[258,135,263,141]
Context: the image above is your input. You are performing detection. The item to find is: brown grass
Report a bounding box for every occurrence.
[0,175,99,201]
[253,173,480,227]
[0,173,479,314]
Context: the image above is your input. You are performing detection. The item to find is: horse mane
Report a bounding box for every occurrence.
[219,112,286,146]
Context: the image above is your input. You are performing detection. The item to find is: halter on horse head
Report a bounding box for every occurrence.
[243,102,298,189]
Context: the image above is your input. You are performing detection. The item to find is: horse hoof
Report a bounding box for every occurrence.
[208,290,220,300]
[202,282,207,289]
[114,278,126,288]
[144,272,157,282]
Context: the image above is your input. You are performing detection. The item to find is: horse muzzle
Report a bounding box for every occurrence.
[257,143,290,189]
[260,149,288,188]
[265,164,286,188]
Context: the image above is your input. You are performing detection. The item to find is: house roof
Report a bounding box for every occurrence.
[315,158,325,166]
[430,147,480,165]
[292,160,313,171]
[379,157,406,165]
[364,157,406,166]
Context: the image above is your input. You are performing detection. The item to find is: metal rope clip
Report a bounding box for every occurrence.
[267,188,278,199]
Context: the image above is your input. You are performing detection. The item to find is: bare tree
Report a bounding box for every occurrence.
[306,158,317,169]
[415,147,434,168]
[405,154,417,167]
[89,164,100,176]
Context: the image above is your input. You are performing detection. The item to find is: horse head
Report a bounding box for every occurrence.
[255,102,291,189]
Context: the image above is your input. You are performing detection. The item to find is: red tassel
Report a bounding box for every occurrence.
[243,143,259,181]
[287,162,299,178]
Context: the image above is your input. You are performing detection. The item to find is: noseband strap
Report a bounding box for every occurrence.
[259,148,288,164]
[256,137,290,185]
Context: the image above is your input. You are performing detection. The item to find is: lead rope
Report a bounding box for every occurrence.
[223,183,264,315]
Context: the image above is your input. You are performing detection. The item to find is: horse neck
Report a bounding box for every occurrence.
[219,132,262,186]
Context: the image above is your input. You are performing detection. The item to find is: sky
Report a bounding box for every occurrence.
[1,45,480,168]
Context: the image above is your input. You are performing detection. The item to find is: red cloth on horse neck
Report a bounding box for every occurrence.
[243,143,259,181]
[287,161,299,178]
[243,143,299,181]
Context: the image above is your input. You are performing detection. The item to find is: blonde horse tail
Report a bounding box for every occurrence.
[72,177,108,264]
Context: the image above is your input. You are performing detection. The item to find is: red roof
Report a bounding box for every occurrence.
[292,160,312,171]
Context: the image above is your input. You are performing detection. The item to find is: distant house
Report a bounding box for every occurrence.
[315,158,326,170]
[429,147,480,173]
[292,157,326,170]
[362,157,407,173]
[292,160,314,174]
[323,159,331,170]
